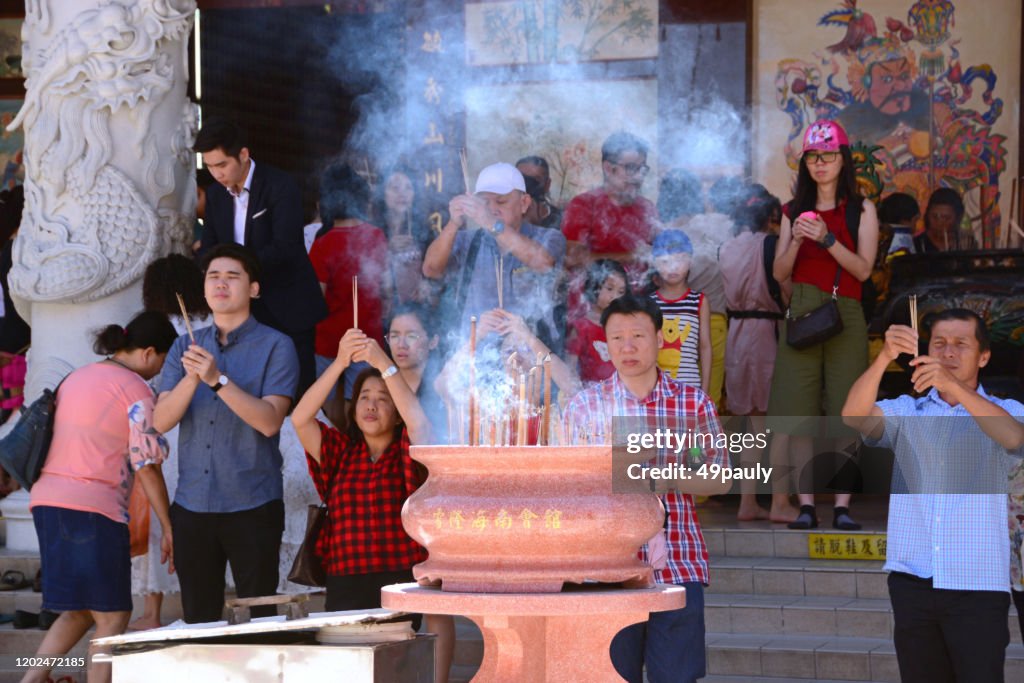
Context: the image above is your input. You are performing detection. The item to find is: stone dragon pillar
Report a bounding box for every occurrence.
[1,0,197,551]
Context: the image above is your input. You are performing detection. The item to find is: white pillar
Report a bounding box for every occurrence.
[1,0,197,551]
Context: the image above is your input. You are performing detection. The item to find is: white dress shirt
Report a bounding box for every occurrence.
[229,160,256,245]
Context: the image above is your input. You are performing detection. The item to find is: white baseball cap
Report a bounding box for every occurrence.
[474,162,526,195]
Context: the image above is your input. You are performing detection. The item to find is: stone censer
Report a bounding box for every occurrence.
[383,444,685,682]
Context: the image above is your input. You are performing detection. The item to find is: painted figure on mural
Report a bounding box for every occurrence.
[775,0,1007,246]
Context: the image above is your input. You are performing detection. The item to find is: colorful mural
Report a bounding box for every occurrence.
[773,0,1009,247]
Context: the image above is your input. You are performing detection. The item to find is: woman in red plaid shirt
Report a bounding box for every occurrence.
[292,326,431,609]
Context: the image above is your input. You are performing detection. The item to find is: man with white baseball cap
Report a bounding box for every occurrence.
[424,162,565,342]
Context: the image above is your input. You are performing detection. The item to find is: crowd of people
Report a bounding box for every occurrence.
[4,115,1024,683]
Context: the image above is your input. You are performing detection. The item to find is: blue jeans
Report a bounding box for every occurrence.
[610,582,706,683]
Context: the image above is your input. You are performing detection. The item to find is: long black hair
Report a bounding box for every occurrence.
[790,146,863,218]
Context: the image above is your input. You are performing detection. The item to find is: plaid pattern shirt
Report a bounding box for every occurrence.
[306,422,427,576]
[868,387,1024,592]
[564,370,727,585]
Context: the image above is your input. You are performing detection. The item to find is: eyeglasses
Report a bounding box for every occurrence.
[805,151,839,164]
[612,162,650,176]
[386,332,424,345]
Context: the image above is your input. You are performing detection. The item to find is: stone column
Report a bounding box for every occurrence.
[1,0,197,551]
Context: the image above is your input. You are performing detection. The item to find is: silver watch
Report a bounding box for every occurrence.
[381,365,399,379]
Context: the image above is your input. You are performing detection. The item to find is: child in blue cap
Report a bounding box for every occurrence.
[648,229,710,392]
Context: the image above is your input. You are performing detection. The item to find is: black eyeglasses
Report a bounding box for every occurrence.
[805,151,839,164]
[386,332,424,345]
[612,162,650,176]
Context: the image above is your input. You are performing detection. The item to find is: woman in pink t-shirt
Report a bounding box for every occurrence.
[26,311,177,683]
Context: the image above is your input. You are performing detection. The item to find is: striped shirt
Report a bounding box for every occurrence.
[867,386,1024,592]
[563,370,727,585]
[651,289,703,386]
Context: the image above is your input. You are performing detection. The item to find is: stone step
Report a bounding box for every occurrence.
[706,591,1020,640]
[0,548,41,581]
[706,593,894,638]
[703,677,890,683]
[708,556,888,599]
[705,633,1024,681]
[703,526,887,560]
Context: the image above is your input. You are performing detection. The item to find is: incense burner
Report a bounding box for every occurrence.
[403,445,664,593]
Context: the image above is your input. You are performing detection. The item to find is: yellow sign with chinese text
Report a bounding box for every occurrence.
[808,533,887,560]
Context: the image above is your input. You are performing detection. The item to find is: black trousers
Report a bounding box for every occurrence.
[171,499,284,624]
[325,569,420,631]
[888,572,1010,683]
[1014,588,1024,643]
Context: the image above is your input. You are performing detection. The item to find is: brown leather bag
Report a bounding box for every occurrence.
[287,504,327,587]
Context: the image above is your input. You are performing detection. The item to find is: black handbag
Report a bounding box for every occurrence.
[287,504,327,587]
[0,379,65,492]
[785,269,844,350]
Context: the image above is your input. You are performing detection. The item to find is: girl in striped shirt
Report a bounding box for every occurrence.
[648,229,711,392]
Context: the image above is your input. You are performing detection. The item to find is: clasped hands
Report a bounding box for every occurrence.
[791,213,828,244]
[335,328,391,371]
[881,325,961,394]
[448,194,499,233]
[181,345,221,386]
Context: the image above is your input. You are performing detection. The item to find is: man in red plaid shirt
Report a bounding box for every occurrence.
[564,293,730,683]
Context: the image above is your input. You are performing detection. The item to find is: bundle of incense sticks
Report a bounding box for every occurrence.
[352,276,359,329]
[468,316,478,446]
[909,294,918,334]
[541,354,552,445]
[175,292,195,343]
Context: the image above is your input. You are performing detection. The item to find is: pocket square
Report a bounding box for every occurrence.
[252,208,268,219]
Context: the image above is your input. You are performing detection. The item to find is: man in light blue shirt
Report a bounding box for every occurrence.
[843,308,1024,683]
[422,162,565,350]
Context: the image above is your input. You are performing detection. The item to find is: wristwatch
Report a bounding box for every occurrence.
[381,365,399,379]
[491,220,505,235]
[819,232,836,248]
[209,374,229,393]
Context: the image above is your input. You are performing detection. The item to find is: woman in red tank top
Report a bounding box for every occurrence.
[765,120,879,531]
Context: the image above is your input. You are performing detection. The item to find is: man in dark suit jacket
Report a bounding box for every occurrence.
[194,119,326,395]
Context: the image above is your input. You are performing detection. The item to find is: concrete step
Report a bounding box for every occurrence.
[0,548,41,581]
[708,556,888,599]
[703,677,891,683]
[706,593,894,638]
[705,633,1024,681]
[706,591,1020,640]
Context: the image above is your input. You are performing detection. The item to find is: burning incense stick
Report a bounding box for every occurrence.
[352,276,359,329]
[517,371,527,446]
[468,316,478,446]
[175,292,195,343]
[541,354,552,446]
[909,295,918,335]
[496,255,504,309]
[459,148,471,194]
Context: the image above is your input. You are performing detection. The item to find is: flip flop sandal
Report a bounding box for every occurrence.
[0,569,30,590]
